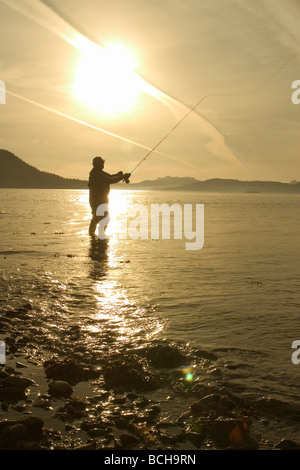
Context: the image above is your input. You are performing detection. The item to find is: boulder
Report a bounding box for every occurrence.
[146,344,189,369]
[0,376,34,389]
[0,416,44,449]
[44,359,100,385]
[0,375,35,402]
[0,386,27,402]
[208,418,249,447]
[102,356,161,391]
[48,381,73,398]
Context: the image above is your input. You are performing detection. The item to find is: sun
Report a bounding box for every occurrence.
[73,43,141,115]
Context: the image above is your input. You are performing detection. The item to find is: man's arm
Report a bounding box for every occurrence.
[108,172,131,184]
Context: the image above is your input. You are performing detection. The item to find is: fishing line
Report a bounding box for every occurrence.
[128,49,299,180]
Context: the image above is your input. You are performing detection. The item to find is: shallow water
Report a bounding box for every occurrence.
[1,188,300,445]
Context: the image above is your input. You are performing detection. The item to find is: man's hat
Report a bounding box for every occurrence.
[93,156,105,165]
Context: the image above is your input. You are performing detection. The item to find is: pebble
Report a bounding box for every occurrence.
[73,441,97,450]
[33,395,52,410]
[48,381,73,398]
[16,362,28,369]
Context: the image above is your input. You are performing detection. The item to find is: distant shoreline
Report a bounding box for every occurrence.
[1,150,299,193]
[1,187,300,195]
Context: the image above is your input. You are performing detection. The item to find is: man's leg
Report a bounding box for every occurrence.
[89,211,109,237]
[89,216,98,236]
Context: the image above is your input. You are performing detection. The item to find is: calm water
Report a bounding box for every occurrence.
[1,188,300,439]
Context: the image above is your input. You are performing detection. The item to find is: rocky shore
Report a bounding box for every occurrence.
[1,301,300,450]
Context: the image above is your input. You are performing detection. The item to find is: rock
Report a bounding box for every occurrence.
[48,381,73,398]
[208,418,248,447]
[146,344,188,369]
[88,428,108,437]
[190,394,221,416]
[1,423,26,445]
[0,386,27,402]
[19,302,33,312]
[0,375,34,402]
[73,441,97,450]
[0,416,44,449]
[15,362,28,369]
[114,417,130,429]
[80,419,111,433]
[119,433,140,447]
[184,431,204,448]
[114,438,123,449]
[190,392,239,417]
[33,395,52,409]
[274,439,300,450]
[59,397,87,417]
[126,393,138,400]
[0,375,34,389]
[5,303,32,319]
[102,355,161,391]
[134,397,149,408]
[112,396,127,405]
[147,405,161,416]
[219,394,236,410]
[44,359,100,385]
[0,369,10,380]
[3,366,16,375]
[13,404,26,412]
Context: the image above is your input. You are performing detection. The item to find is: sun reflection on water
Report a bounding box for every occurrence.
[105,189,132,238]
[91,278,150,345]
[84,189,165,351]
[88,253,163,348]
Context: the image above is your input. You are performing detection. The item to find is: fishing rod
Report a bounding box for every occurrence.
[124,96,206,184]
[124,48,299,184]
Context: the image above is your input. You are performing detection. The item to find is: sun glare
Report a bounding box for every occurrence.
[105,189,132,238]
[73,43,141,115]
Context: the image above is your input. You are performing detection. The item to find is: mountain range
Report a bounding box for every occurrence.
[1,149,300,193]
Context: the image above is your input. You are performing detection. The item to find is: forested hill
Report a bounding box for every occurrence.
[0,150,88,189]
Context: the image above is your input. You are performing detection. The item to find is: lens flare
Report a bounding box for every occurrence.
[182,366,194,382]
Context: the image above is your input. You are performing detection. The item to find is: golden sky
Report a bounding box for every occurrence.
[0,0,299,182]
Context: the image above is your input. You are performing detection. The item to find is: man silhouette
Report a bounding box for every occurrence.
[88,156,130,236]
